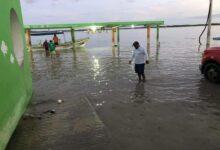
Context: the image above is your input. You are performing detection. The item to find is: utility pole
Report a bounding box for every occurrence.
[207,0,213,48]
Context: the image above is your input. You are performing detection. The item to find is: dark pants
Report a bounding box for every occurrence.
[135,64,145,81]
[135,64,145,75]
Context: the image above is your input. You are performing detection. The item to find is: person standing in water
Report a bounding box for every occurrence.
[53,34,59,46]
[49,40,56,58]
[43,40,50,57]
[129,41,149,82]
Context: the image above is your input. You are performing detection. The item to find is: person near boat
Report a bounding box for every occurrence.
[43,40,50,57]
[129,41,149,82]
[49,40,56,58]
[53,34,61,57]
[53,34,59,46]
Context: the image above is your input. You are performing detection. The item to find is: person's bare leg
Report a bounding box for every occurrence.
[142,74,146,82]
[138,74,142,82]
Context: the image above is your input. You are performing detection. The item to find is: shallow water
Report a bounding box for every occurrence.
[7,26,220,150]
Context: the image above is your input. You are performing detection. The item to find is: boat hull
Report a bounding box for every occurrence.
[0,0,32,149]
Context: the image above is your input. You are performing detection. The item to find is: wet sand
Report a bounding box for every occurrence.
[6,41,220,150]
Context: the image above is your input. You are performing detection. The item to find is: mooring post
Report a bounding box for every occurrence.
[71,28,75,46]
[206,0,213,48]
[63,32,66,44]
[156,25,160,46]
[147,26,151,47]
[25,29,32,52]
[117,27,120,46]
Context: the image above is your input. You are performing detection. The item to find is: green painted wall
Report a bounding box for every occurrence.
[0,0,32,149]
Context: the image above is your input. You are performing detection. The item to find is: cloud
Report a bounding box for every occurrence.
[20,0,220,25]
[126,0,135,3]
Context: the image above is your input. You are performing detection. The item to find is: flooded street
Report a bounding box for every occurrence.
[7,27,220,150]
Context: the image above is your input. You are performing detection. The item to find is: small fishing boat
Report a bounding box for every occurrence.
[74,37,90,47]
[32,37,90,51]
[213,37,220,41]
[31,30,64,36]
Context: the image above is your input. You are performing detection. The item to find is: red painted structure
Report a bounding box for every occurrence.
[200,47,220,83]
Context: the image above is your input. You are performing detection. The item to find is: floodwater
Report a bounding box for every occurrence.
[7,27,220,150]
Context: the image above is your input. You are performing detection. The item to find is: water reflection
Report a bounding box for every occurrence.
[50,58,62,78]
[131,83,150,104]
[112,45,120,57]
[112,46,116,57]
[29,51,35,70]
[134,83,145,98]
[197,44,202,52]
[72,47,77,63]
[156,44,160,61]
[147,43,150,57]
[198,79,220,110]
[92,56,100,80]
[96,101,106,107]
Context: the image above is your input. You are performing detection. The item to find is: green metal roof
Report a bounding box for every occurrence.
[24,20,164,29]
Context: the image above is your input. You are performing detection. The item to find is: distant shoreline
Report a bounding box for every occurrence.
[119,23,220,30]
[160,23,220,28]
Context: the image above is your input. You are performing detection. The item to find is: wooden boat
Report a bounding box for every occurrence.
[74,37,90,47]
[32,37,90,51]
[213,37,220,41]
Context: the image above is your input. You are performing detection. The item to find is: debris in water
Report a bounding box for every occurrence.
[23,114,42,120]
[44,109,56,114]
[57,99,63,104]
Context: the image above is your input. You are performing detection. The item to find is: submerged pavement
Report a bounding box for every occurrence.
[7,46,220,150]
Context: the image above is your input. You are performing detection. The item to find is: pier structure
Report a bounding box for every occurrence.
[24,21,164,51]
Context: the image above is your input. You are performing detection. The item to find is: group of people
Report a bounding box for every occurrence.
[43,37,148,82]
[43,34,59,58]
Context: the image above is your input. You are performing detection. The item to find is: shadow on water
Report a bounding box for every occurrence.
[112,45,120,57]
[156,44,160,61]
[133,83,146,104]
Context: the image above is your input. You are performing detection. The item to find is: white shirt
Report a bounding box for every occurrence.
[131,46,148,64]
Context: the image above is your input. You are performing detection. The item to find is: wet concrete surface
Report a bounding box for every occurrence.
[6,43,220,150]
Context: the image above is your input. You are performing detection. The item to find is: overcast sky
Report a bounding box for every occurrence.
[20,0,220,25]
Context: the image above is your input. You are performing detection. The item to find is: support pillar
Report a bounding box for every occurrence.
[147,26,151,46]
[156,25,160,46]
[117,27,120,46]
[63,32,66,44]
[71,28,75,46]
[112,27,116,46]
[206,0,213,48]
[25,29,32,52]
